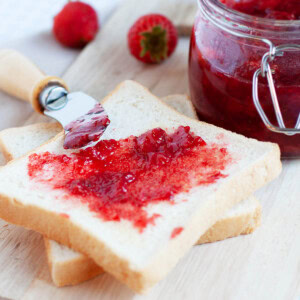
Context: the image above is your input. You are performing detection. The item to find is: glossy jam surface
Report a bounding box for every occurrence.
[64,103,110,149]
[28,126,231,232]
[189,12,300,158]
[59,213,69,219]
[220,0,300,20]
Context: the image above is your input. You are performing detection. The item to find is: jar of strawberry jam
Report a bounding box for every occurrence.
[189,0,300,158]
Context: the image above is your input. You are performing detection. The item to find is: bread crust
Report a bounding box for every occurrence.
[42,200,261,287]
[198,203,261,244]
[44,238,104,287]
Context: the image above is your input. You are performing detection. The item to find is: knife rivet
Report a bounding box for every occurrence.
[40,86,68,111]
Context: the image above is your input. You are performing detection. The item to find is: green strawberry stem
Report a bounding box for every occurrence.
[140,25,168,63]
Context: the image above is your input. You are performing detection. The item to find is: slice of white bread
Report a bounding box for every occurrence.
[0,81,281,292]
[43,238,103,286]
[0,122,62,162]
[0,94,262,287]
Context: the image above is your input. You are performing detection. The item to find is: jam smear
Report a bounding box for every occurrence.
[28,126,231,232]
[59,213,70,219]
[220,0,300,20]
[171,227,184,239]
[63,103,110,149]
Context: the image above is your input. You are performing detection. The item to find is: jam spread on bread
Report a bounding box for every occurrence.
[59,213,70,218]
[28,126,231,232]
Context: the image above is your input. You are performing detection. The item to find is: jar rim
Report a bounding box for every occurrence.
[199,0,300,40]
[203,0,300,27]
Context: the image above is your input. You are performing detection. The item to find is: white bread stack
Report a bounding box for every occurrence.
[0,93,261,286]
[0,81,281,292]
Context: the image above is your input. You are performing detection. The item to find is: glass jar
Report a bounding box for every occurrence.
[188,0,300,158]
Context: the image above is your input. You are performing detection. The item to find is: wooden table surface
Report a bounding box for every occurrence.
[0,0,299,299]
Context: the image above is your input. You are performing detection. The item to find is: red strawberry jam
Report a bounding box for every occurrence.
[171,227,184,239]
[189,2,300,158]
[63,103,110,149]
[28,126,231,232]
[220,0,300,20]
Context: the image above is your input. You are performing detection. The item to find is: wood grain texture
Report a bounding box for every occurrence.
[0,0,299,299]
[0,220,45,299]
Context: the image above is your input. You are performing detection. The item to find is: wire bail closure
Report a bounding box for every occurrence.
[252,44,300,136]
[198,0,300,135]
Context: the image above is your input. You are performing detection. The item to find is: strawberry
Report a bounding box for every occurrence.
[128,14,178,64]
[53,1,99,49]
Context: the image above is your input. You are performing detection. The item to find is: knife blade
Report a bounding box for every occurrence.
[40,86,110,149]
[0,50,110,149]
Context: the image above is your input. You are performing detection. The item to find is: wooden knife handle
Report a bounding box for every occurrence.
[0,49,68,113]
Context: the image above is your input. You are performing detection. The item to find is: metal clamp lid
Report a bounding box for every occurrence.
[252,44,300,136]
[198,1,300,135]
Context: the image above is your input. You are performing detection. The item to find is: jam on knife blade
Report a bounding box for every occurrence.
[63,103,110,149]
